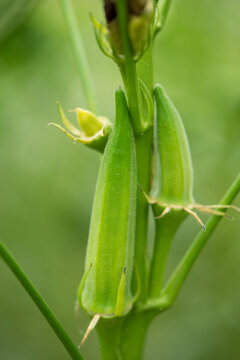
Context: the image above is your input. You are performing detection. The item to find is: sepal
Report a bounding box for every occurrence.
[90,14,122,64]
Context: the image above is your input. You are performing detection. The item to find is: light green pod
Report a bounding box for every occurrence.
[78,89,137,317]
[153,84,194,205]
[152,85,233,228]
[148,84,195,298]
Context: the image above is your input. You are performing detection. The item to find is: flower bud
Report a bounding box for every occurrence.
[49,103,112,153]
[103,0,153,59]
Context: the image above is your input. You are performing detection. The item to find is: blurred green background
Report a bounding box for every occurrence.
[0,0,239,359]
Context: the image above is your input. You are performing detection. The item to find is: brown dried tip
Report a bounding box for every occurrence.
[103,0,148,22]
[104,0,116,23]
[79,314,101,347]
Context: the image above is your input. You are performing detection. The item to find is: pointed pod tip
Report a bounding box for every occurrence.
[115,87,125,98]
[153,83,165,99]
[115,88,129,119]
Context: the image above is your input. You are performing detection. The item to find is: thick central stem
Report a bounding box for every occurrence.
[134,130,153,301]
[97,3,155,359]
[134,46,154,302]
[119,310,157,360]
[97,318,123,360]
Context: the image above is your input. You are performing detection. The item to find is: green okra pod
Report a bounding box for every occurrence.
[148,84,194,298]
[148,84,238,300]
[153,84,194,205]
[78,89,137,318]
[151,85,234,226]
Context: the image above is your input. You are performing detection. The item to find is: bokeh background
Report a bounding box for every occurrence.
[0,0,239,359]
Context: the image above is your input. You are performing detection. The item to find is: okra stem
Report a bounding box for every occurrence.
[162,173,240,306]
[116,0,148,135]
[0,240,84,360]
[134,129,153,301]
[133,39,154,303]
[149,211,186,298]
[97,317,123,360]
[119,310,157,360]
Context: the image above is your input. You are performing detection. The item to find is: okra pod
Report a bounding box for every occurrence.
[148,84,239,299]
[154,84,194,205]
[78,89,137,318]
[151,85,236,226]
[147,84,195,298]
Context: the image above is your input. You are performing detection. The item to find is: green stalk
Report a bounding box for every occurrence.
[135,45,154,302]
[59,0,96,112]
[119,310,157,360]
[149,226,173,298]
[96,318,123,360]
[116,0,147,135]
[134,130,153,301]
[0,239,84,360]
[148,212,186,298]
[162,173,240,306]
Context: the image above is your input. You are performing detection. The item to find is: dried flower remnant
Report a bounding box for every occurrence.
[49,103,112,153]
[103,0,153,58]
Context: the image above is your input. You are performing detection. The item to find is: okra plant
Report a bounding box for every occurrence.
[0,0,239,360]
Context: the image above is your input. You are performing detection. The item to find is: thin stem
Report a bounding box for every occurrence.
[59,0,96,112]
[162,173,240,305]
[149,212,186,298]
[0,239,84,360]
[116,0,146,135]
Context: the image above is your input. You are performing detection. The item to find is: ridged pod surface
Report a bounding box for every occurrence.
[79,89,137,317]
[148,84,195,299]
[154,84,194,205]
